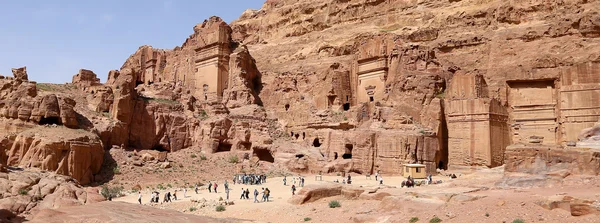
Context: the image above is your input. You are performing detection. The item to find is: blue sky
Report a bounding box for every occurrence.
[0,0,264,83]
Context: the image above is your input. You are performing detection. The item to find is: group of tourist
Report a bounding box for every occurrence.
[234,173,267,185]
[205,181,228,193]
[282,176,305,187]
[239,187,271,202]
[140,190,179,204]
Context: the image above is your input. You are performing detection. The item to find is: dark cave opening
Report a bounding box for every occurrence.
[253,148,275,163]
[39,117,61,125]
[313,138,321,147]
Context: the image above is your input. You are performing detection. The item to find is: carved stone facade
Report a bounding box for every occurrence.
[560,62,600,144]
[507,80,558,145]
[446,74,509,167]
[351,37,394,105]
[193,25,231,101]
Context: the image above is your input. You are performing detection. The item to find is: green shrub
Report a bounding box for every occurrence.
[215,205,226,212]
[113,166,120,174]
[100,185,124,199]
[409,217,419,223]
[191,154,197,158]
[157,184,166,190]
[18,188,29,195]
[228,155,239,164]
[485,212,489,217]
[512,219,525,223]
[328,200,341,208]
[429,217,442,223]
[189,207,197,212]
[304,217,312,221]
[36,83,55,91]
[167,184,172,188]
[200,155,207,160]
[199,110,209,120]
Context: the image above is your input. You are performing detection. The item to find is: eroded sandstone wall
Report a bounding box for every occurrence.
[3,127,104,185]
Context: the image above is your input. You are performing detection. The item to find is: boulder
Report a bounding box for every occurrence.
[288,184,342,205]
[537,195,600,216]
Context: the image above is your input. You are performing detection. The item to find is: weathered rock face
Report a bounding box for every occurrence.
[3,127,104,185]
[85,85,113,113]
[504,145,600,177]
[223,0,600,176]
[128,101,193,152]
[71,69,100,89]
[222,46,262,109]
[537,195,600,216]
[288,184,343,205]
[0,170,103,217]
[0,78,78,128]
[11,67,28,81]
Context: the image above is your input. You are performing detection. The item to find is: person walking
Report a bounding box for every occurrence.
[225,187,230,200]
[137,191,142,204]
[291,185,297,195]
[245,188,250,199]
[379,176,384,185]
[183,188,187,198]
[195,184,199,194]
[265,188,270,202]
[240,188,245,199]
[207,181,212,193]
[213,182,218,193]
[254,189,259,203]
[283,176,287,186]
[173,190,178,200]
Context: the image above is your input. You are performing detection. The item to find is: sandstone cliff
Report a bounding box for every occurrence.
[3,127,104,185]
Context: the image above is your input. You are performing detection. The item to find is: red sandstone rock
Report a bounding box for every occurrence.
[71,69,100,88]
[0,170,102,216]
[288,184,342,205]
[4,127,104,185]
[11,67,28,81]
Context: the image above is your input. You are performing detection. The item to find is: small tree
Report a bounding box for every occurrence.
[512,219,525,223]
[304,217,312,221]
[409,217,420,223]
[189,207,197,212]
[216,205,226,212]
[100,185,124,199]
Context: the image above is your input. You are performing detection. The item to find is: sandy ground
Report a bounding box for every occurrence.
[114,168,600,223]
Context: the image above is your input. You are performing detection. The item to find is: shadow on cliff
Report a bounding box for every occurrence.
[0,209,25,223]
[94,150,117,186]
[76,113,94,130]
